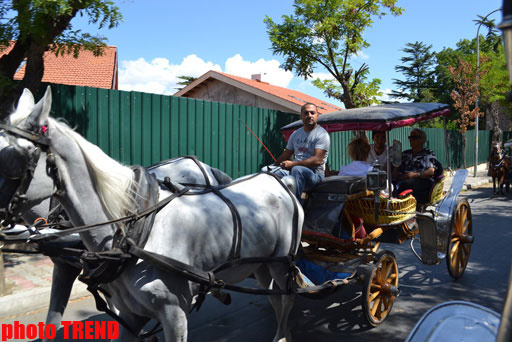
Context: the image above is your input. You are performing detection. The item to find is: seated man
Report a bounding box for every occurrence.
[367,130,388,170]
[273,103,330,200]
[393,128,442,204]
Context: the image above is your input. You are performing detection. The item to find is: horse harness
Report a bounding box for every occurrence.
[0,123,305,338]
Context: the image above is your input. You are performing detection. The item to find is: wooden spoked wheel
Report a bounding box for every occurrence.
[446,198,473,279]
[361,251,399,327]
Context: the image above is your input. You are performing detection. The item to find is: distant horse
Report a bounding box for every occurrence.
[0,87,303,342]
[489,143,510,195]
[6,88,234,335]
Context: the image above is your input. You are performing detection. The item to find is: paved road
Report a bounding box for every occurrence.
[2,184,511,342]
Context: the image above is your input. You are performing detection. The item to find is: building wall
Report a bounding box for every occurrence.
[187,79,299,114]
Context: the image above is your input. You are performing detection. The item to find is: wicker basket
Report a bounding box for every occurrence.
[345,193,416,226]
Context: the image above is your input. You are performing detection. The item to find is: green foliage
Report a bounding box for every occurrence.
[313,71,382,107]
[415,117,458,130]
[1,0,121,49]
[0,0,122,114]
[479,44,510,105]
[265,0,403,108]
[175,75,197,90]
[391,41,436,102]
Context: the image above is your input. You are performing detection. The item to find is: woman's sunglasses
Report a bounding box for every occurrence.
[408,136,421,140]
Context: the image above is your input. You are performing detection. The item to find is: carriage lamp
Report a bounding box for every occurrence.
[500,0,512,86]
[366,162,387,192]
[367,162,388,222]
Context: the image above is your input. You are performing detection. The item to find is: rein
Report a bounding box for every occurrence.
[2,186,191,244]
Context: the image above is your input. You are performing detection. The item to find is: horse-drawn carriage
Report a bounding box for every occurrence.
[281,102,473,326]
[490,138,512,195]
[0,88,473,340]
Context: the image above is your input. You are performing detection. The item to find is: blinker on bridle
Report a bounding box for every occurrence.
[0,123,51,228]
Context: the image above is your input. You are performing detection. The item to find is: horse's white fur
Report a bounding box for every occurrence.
[5,87,303,342]
[53,120,135,219]
[9,89,35,125]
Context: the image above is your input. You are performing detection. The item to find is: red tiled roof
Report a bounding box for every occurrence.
[0,42,118,89]
[176,70,343,115]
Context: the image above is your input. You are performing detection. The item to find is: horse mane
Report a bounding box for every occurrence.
[50,118,136,220]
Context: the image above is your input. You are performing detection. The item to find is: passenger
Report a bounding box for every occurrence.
[333,136,370,239]
[273,103,330,200]
[393,128,443,204]
[367,131,388,170]
[338,136,372,177]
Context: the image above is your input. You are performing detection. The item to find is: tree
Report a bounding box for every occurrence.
[175,75,197,91]
[448,57,488,168]
[0,0,122,117]
[265,0,403,109]
[391,41,436,102]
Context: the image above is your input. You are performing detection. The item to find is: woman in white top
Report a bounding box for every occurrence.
[338,136,372,177]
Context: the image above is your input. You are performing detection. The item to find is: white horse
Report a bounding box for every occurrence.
[5,88,234,335]
[0,87,303,342]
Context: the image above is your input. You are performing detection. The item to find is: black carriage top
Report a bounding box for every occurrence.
[280,103,450,140]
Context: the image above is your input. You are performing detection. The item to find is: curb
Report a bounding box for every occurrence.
[463,178,492,191]
[0,281,89,319]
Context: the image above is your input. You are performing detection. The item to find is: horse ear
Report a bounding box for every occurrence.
[8,89,35,124]
[21,86,52,132]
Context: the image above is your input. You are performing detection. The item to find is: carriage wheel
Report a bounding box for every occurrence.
[361,251,399,327]
[446,198,473,279]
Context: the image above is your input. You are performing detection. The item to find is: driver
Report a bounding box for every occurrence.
[273,103,330,200]
[393,128,442,204]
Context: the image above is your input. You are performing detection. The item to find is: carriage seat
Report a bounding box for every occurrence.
[302,176,367,237]
[427,174,446,205]
[307,175,366,195]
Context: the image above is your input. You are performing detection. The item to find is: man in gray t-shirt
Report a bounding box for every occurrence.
[274,103,330,199]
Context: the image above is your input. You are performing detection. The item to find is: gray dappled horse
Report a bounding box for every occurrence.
[7,88,233,335]
[0,87,303,342]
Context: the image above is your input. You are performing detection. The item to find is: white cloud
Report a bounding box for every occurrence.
[118,55,221,95]
[311,72,334,81]
[378,88,407,103]
[118,53,294,95]
[224,54,294,87]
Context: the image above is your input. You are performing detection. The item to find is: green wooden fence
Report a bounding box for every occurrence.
[42,84,491,177]
[48,84,297,178]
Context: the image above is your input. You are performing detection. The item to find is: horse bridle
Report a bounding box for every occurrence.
[0,123,52,227]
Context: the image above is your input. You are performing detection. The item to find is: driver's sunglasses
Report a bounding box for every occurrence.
[408,135,421,140]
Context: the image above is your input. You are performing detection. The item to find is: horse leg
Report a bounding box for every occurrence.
[255,264,295,342]
[43,259,81,340]
[111,312,150,342]
[499,171,505,195]
[156,304,189,342]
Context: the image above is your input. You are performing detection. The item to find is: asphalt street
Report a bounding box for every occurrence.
[1,183,511,342]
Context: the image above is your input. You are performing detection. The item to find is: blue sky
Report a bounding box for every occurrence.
[75,0,504,108]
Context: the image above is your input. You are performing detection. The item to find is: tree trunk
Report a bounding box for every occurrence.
[462,134,466,169]
[0,40,30,118]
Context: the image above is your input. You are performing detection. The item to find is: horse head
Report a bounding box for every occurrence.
[491,143,503,162]
[0,87,55,226]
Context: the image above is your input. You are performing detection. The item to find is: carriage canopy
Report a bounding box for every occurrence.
[280,102,450,141]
